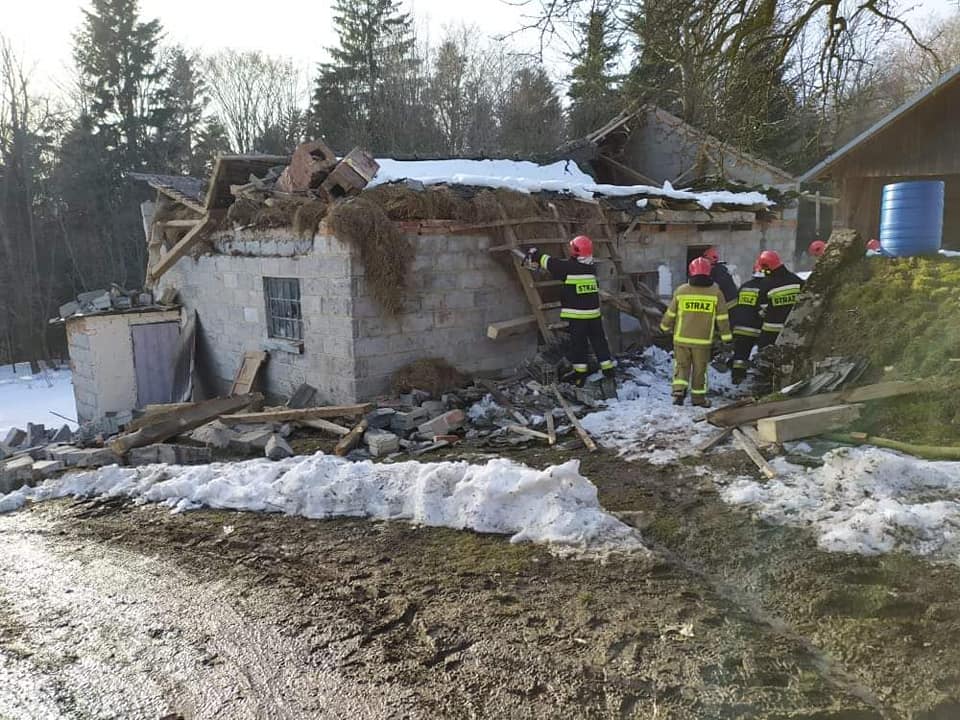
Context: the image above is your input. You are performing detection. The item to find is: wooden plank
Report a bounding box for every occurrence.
[221,404,373,424]
[695,426,733,454]
[110,394,261,455]
[507,425,552,441]
[230,351,268,396]
[707,380,931,428]
[757,404,863,444]
[597,154,659,186]
[739,424,770,450]
[545,412,556,446]
[334,418,368,457]
[732,428,777,479]
[159,219,202,228]
[450,216,608,233]
[299,418,351,437]
[149,215,215,283]
[487,316,537,340]
[552,385,598,453]
[127,403,194,433]
[631,210,757,225]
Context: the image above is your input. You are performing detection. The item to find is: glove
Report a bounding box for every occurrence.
[525,246,539,263]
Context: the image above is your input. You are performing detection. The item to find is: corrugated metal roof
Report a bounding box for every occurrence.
[799,63,960,183]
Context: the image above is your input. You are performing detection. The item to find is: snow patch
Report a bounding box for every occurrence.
[370,158,772,208]
[721,447,960,560]
[580,346,744,465]
[0,454,646,555]
[0,364,78,436]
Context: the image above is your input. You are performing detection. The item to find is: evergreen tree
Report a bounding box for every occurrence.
[567,7,623,138]
[309,0,423,153]
[154,46,206,173]
[498,67,564,156]
[73,0,169,170]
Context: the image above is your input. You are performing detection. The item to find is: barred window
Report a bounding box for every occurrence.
[263,277,303,341]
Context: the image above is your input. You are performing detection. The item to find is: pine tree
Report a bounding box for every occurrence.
[498,67,564,156]
[154,46,206,173]
[309,0,421,152]
[567,7,623,138]
[73,0,168,170]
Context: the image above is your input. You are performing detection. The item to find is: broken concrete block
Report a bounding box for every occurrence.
[32,460,64,478]
[287,383,319,409]
[390,407,430,432]
[128,444,212,467]
[417,410,466,437]
[276,140,337,193]
[0,443,12,461]
[51,425,74,444]
[0,456,37,493]
[77,289,108,306]
[190,420,239,449]
[420,400,446,417]
[58,300,81,318]
[26,423,46,448]
[3,428,26,448]
[366,408,397,430]
[91,293,113,311]
[230,428,275,454]
[265,435,294,461]
[364,430,400,458]
[410,389,431,405]
[50,446,117,468]
[279,423,293,438]
[346,449,371,462]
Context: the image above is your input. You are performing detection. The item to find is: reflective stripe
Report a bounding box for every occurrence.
[769,283,801,293]
[674,336,713,346]
[561,308,602,319]
[659,324,671,333]
[734,326,761,337]
[564,275,599,294]
[573,364,588,372]
[726,299,739,310]
[664,310,677,317]
[732,360,748,369]
[721,334,733,342]
[691,389,708,395]
[565,274,595,280]
[672,379,689,387]
[539,254,550,270]
[716,313,729,322]
[762,322,784,332]
[599,360,615,370]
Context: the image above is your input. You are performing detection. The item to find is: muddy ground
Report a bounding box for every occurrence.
[1,444,958,719]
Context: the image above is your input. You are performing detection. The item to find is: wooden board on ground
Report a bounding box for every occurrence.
[221,404,373,424]
[552,385,598,453]
[110,394,261,455]
[230,351,268,396]
[507,425,552,442]
[298,418,351,436]
[732,428,777,479]
[334,418,368,456]
[695,426,733,454]
[757,404,864,444]
[545,412,557,446]
[707,380,930,428]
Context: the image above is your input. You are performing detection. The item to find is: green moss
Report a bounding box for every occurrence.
[649,514,682,540]
[809,256,960,445]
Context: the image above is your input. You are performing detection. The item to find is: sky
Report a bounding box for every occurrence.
[2,0,958,96]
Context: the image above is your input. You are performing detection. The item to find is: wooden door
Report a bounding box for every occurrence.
[131,321,181,407]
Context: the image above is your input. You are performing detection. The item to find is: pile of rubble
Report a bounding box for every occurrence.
[55,285,178,321]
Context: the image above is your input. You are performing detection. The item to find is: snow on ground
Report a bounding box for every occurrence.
[580,347,745,465]
[0,364,77,436]
[370,158,772,208]
[0,454,646,556]
[721,447,960,561]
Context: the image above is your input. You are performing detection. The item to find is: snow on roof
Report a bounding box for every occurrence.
[370,158,773,210]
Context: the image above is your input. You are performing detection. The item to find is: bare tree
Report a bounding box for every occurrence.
[203,50,308,154]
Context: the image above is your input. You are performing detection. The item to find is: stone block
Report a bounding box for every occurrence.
[128,444,212,467]
[32,460,64,478]
[366,408,397,430]
[364,430,400,457]
[0,456,36,494]
[420,400,446,417]
[59,301,81,318]
[390,408,430,432]
[417,410,466,437]
[4,428,26,448]
[26,423,46,448]
[0,443,12,461]
[51,447,118,468]
[265,435,294,461]
[230,428,276,454]
[52,425,74,444]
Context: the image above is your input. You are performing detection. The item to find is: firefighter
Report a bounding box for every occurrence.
[660,257,733,407]
[526,236,615,387]
[756,250,804,348]
[703,246,738,310]
[729,262,765,385]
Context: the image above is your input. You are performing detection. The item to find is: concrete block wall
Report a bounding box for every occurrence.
[157,231,359,405]
[619,219,799,296]
[352,233,536,399]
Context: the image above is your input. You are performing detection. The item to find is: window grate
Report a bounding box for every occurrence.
[263,277,303,341]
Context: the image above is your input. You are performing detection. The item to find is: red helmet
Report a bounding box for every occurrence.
[570,235,593,257]
[808,240,826,257]
[703,246,720,264]
[757,250,783,272]
[688,257,712,277]
[867,238,881,252]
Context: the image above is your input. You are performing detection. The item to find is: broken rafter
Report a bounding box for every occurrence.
[221,404,373,424]
[148,213,219,285]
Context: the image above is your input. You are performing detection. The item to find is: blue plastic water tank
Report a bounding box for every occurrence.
[879,180,945,257]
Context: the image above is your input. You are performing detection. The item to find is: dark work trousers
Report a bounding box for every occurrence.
[567,317,613,375]
[757,330,780,349]
[732,333,759,371]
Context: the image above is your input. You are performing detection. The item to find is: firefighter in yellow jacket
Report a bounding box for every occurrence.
[660,257,733,407]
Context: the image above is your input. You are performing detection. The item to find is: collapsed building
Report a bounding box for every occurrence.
[60,131,799,420]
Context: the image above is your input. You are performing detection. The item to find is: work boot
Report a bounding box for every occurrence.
[600,374,617,399]
[692,395,711,408]
[672,392,686,406]
[572,373,588,388]
[731,367,746,385]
